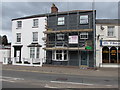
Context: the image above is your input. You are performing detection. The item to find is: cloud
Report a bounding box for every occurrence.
[1,2,119,42]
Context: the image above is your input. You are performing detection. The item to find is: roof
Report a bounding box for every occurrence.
[12,10,95,21]
[96,19,119,24]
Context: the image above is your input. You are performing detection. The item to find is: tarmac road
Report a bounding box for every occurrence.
[2,66,118,89]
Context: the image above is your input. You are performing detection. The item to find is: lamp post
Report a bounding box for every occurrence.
[92,0,96,69]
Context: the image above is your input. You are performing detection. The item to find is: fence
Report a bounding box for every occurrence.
[3,57,43,67]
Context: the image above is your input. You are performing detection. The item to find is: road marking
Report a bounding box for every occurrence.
[45,84,58,88]
[0,76,24,83]
[50,81,94,86]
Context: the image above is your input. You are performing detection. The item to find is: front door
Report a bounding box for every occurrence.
[81,51,87,65]
[16,50,20,62]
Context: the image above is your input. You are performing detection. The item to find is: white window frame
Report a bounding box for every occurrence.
[52,50,68,61]
[58,17,65,25]
[17,21,22,28]
[33,32,38,42]
[29,47,40,59]
[16,33,21,42]
[80,15,89,24]
[107,26,115,37]
[57,34,64,40]
[33,19,39,27]
[80,32,88,39]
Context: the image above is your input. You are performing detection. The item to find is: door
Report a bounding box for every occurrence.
[16,50,20,62]
[81,51,87,65]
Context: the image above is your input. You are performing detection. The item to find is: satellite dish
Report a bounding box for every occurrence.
[100,25,104,30]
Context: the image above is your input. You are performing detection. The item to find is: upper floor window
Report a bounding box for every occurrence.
[17,21,22,28]
[80,32,88,39]
[57,34,64,40]
[80,15,88,24]
[16,33,21,42]
[58,17,65,25]
[108,26,115,37]
[33,19,39,27]
[33,32,38,42]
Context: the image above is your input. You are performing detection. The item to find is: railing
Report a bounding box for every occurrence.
[3,57,43,67]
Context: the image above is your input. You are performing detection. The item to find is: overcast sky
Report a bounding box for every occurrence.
[1,2,119,42]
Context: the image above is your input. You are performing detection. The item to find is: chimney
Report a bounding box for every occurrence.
[51,3,58,13]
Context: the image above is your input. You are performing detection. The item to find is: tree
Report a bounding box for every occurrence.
[2,35,8,45]
[0,35,2,45]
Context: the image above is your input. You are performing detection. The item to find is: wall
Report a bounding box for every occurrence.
[0,49,11,62]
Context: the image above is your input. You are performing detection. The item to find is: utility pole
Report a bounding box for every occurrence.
[92,0,96,69]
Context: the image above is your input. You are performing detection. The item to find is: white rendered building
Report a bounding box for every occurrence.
[96,19,119,67]
[11,14,47,63]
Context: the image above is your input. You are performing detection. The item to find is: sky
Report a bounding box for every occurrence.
[0,1,119,42]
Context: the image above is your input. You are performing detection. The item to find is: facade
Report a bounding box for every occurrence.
[44,4,96,67]
[96,19,119,67]
[0,45,11,63]
[11,15,47,63]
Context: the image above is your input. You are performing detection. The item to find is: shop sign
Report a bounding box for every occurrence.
[102,41,120,46]
[69,36,78,44]
[85,46,92,50]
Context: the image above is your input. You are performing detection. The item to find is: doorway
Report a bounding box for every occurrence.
[81,51,87,65]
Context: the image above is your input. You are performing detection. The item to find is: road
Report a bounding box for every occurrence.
[2,68,118,89]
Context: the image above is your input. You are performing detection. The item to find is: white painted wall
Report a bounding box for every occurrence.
[0,49,11,62]
[96,24,119,67]
[11,17,46,63]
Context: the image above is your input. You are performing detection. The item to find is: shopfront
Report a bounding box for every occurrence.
[102,41,120,64]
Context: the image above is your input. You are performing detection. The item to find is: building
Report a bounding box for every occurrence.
[0,45,11,63]
[96,19,119,67]
[11,14,47,63]
[44,4,96,67]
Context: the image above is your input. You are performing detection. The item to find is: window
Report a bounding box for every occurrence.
[33,32,38,42]
[17,21,22,28]
[30,47,40,58]
[16,33,21,42]
[33,19,38,27]
[57,34,64,40]
[52,50,68,61]
[36,47,40,58]
[58,17,65,25]
[30,47,35,58]
[80,15,88,24]
[80,32,88,39]
[108,26,115,37]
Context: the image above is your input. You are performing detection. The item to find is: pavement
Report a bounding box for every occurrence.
[2,64,118,77]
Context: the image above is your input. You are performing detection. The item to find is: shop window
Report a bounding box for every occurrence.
[110,47,117,63]
[118,47,120,63]
[102,47,109,63]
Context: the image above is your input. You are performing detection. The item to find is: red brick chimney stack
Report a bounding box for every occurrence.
[51,3,58,13]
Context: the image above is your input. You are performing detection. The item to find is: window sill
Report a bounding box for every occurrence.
[32,26,39,28]
[16,27,21,29]
[107,36,116,38]
[15,42,21,44]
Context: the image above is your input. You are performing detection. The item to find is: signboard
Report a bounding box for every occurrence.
[102,41,120,46]
[69,36,78,44]
[85,46,92,50]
